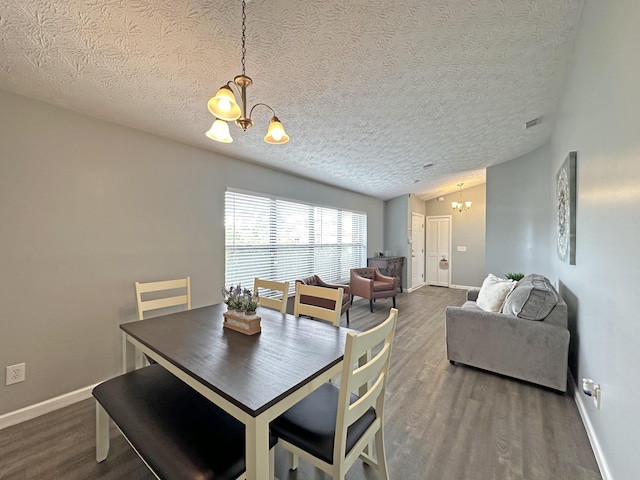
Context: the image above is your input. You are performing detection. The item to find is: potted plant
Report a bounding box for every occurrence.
[241,288,260,319]
[222,284,244,314]
[505,272,525,281]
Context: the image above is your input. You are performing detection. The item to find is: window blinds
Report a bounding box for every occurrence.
[225,190,367,294]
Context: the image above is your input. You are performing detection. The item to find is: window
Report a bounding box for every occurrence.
[225,190,367,294]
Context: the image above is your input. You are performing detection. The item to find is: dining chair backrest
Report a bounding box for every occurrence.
[334,307,398,469]
[135,277,191,320]
[294,283,343,326]
[254,278,290,313]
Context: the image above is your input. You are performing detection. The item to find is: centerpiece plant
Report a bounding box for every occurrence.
[221,284,259,317]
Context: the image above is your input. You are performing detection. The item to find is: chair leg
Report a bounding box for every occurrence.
[288,450,299,471]
[351,294,354,304]
[374,426,390,480]
[392,296,396,308]
[96,402,110,462]
[346,310,349,326]
[270,446,276,480]
[369,299,373,312]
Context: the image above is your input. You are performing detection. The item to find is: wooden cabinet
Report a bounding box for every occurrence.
[367,256,405,292]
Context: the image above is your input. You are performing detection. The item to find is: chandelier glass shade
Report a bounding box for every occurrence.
[452,183,472,212]
[264,117,289,144]
[207,86,241,121]
[206,119,233,143]
[206,0,289,144]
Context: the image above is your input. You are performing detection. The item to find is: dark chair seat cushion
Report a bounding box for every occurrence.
[297,276,350,314]
[93,364,275,480]
[299,292,349,310]
[270,382,376,465]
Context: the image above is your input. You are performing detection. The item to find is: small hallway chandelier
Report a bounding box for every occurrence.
[206,0,289,144]
[452,183,472,213]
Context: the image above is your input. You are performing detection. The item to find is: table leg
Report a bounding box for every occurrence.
[122,333,136,373]
[245,415,271,480]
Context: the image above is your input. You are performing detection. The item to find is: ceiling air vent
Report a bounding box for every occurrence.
[523,118,541,130]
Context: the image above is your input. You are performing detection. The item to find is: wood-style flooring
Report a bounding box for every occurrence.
[0,286,601,480]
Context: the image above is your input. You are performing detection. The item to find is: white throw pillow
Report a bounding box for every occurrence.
[476,274,516,312]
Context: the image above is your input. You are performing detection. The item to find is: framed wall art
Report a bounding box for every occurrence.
[556,151,577,265]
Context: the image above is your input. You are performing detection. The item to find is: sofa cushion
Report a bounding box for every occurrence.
[502,274,558,321]
[476,274,515,312]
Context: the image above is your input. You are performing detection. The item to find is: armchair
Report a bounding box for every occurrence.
[350,267,397,312]
[296,275,351,325]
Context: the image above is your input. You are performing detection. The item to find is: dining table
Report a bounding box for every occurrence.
[112,303,355,480]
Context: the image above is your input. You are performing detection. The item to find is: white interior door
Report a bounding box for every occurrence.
[411,212,425,289]
[426,216,451,287]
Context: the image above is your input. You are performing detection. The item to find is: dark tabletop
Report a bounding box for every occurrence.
[120,304,356,417]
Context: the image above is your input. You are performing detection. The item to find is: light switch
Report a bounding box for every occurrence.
[457,246,467,252]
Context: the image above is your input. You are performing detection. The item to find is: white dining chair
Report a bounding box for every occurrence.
[270,308,398,479]
[134,277,191,367]
[293,283,343,326]
[135,277,191,320]
[254,277,290,313]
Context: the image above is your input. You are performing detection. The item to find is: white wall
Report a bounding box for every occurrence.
[0,90,384,415]
[486,1,640,478]
[425,183,486,287]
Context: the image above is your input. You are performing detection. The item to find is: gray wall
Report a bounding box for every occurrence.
[0,90,384,415]
[383,195,409,287]
[425,183,486,287]
[486,1,640,478]
[383,194,427,290]
[486,143,552,279]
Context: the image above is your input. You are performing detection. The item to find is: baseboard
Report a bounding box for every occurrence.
[569,372,612,480]
[0,383,98,430]
[449,284,475,290]
[406,283,426,293]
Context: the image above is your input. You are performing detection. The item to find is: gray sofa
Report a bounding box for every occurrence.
[445,274,570,392]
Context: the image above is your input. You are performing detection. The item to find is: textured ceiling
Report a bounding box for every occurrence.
[0,0,584,200]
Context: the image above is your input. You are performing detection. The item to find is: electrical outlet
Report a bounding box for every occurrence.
[6,363,26,385]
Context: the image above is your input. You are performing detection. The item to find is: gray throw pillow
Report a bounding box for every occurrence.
[502,274,558,321]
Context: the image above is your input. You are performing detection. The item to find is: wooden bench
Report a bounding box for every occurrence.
[93,364,275,480]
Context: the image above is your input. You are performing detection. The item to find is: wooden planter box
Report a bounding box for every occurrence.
[223,311,261,335]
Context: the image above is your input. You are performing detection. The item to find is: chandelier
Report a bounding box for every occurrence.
[452,183,472,213]
[205,0,289,144]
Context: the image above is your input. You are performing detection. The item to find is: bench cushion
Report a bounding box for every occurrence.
[93,364,275,480]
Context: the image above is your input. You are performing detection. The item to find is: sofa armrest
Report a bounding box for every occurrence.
[466,288,480,301]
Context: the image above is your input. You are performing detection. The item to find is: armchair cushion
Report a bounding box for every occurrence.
[373,280,395,292]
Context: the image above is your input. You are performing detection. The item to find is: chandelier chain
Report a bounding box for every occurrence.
[241,0,246,76]
[205,0,289,144]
